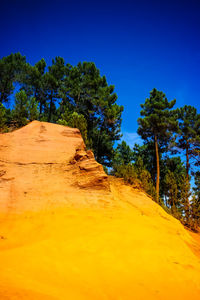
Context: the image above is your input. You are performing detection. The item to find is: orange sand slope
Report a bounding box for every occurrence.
[0,121,200,300]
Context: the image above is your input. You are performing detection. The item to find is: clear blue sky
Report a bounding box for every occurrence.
[1,0,200,147]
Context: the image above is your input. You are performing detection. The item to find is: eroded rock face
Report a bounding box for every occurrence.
[0,121,110,212]
[70,148,108,189]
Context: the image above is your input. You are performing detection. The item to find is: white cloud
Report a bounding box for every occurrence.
[122,132,143,148]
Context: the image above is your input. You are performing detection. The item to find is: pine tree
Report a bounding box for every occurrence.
[137,88,177,202]
[0,53,26,103]
[191,195,200,230]
[12,90,29,127]
[162,169,185,219]
[58,110,88,145]
[112,141,155,198]
[193,115,200,168]
[190,172,200,229]
[161,156,185,194]
[113,141,134,165]
[0,103,7,132]
[133,142,157,184]
[44,57,66,122]
[179,176,191,226]
[22,59,47,118]
[194,171,200,199]
[28,97,39,122]
[176,105,200,179]
[62,62,123,166]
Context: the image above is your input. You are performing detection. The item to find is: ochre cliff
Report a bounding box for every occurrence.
[0,121,109,212]
[0,121,200,300]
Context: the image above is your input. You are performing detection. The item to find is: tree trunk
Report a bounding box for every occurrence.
[155,135,160,203]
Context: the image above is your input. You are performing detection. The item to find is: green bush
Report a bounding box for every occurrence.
[58,110,88,146]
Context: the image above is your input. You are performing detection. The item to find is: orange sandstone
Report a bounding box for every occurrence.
[0,121,200,299]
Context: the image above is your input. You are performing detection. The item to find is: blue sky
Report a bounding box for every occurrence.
[1,0,200,147]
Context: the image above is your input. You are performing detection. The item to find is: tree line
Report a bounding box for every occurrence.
[0,53,123,166]
[0,53,199,230]
[113,89,200,230]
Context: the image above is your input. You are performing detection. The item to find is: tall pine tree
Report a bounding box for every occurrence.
[176,105,200,179]
[137,88,178,202]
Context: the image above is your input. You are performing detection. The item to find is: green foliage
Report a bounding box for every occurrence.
[161,156,186,195]
[113,163,138,185]
[22,58,47,118]
[0,54,123,166]
[58,110,88,145]
[135,163,156,198]
[163,170,178,209]
[193,117,200,168]
[191,195,200,230]
[113,162,155,198]
[28,97,39,121]
[137,88,178,202]
[176,105,200,177]
[44,57,66,122]
[190,172,200,229]
[179,176,191,226]
[137,88,177,145]
[0,103,7,132]
[62,62,123,165]
[12,90,29,127]
[194,171,200,199]
[113,141,134,165]
[112,143,155,198]
[133,143,156,183]
[10,91,39,127]
[0,53,26,103]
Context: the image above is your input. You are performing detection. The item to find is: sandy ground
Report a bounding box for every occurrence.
[0,122,200,299]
